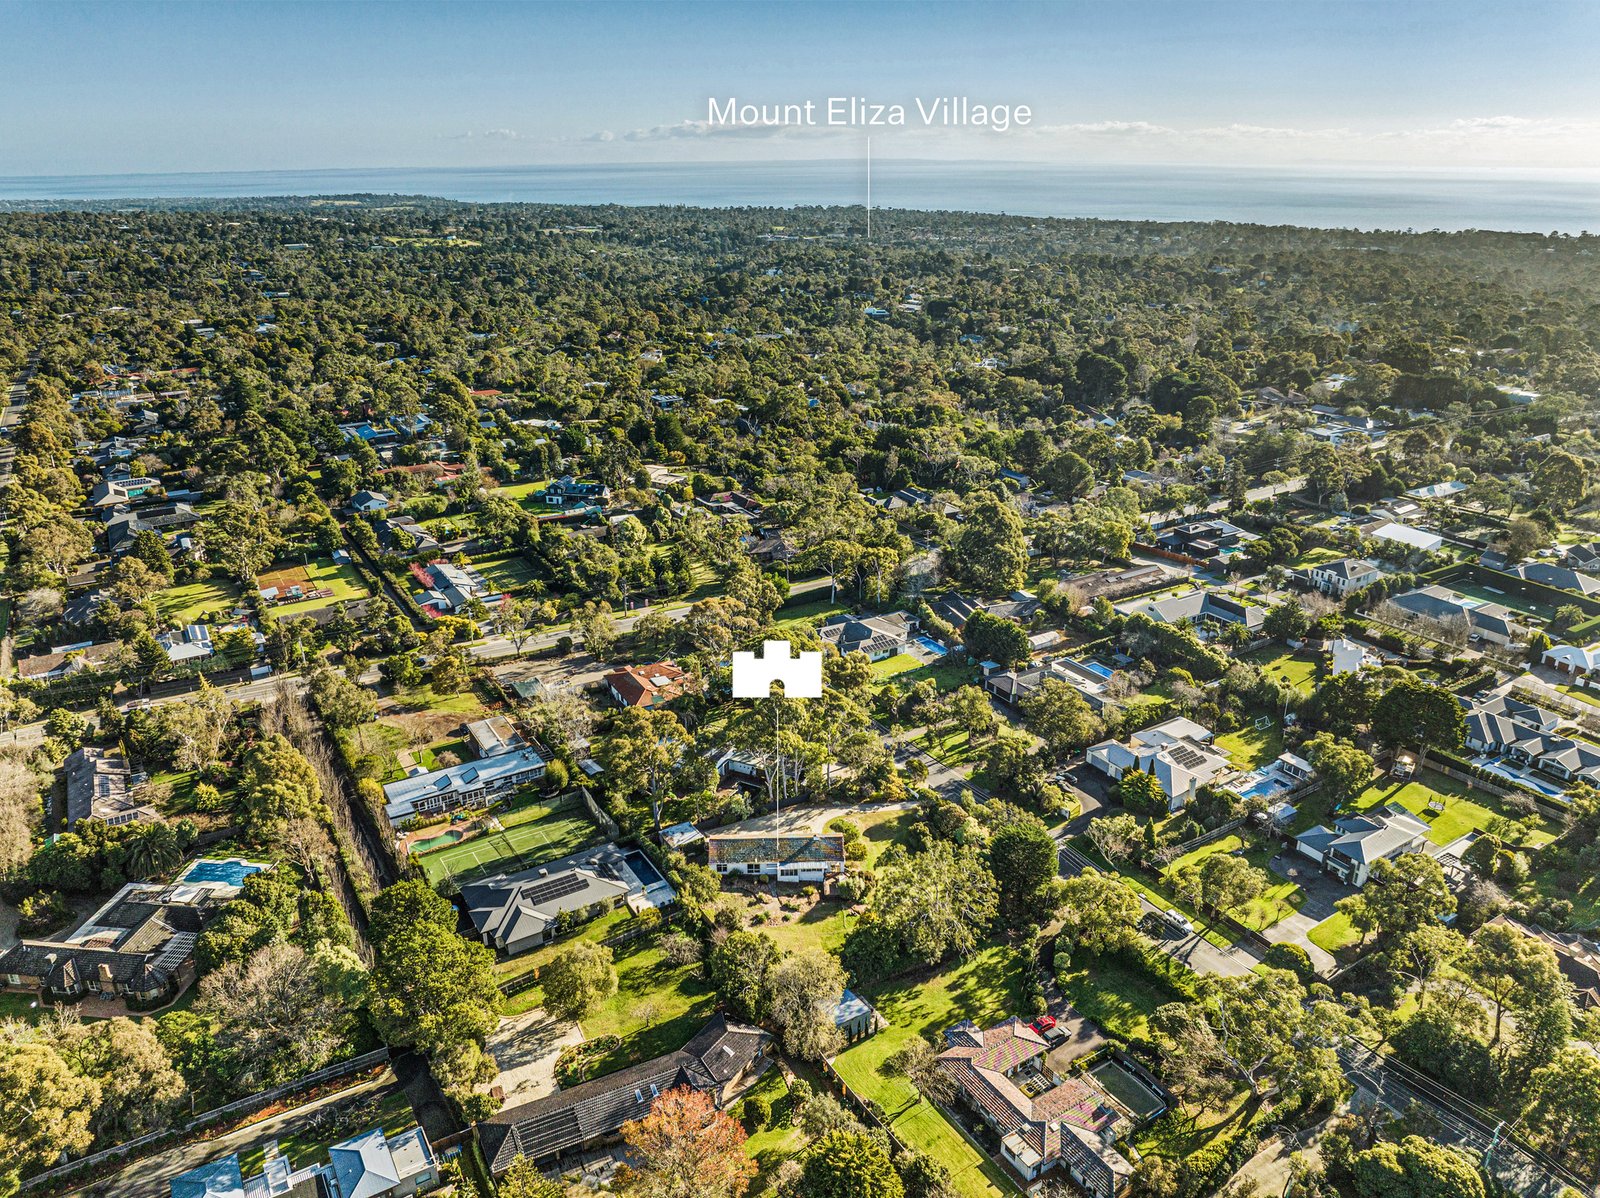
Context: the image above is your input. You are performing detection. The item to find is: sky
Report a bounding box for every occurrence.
[2,0,1599,177]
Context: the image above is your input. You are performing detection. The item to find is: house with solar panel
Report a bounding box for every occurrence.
[460,843,677,956]
[477,1014,770,1176]
[705,833,846,884]
[169,1122,435,1198]
[1086,718,1232,812]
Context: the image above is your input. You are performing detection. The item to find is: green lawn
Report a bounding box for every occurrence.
[1163,834,1305,931]
[1241,648,1321,694]
[1054,947,1195,1041]
[1213,724,1284,770]
[737,1071,808,1180]
[416,795,601,887]
[474,554,539,591]
[1346,768,1559,848]
[154,578,242,625]
[833,946,1024,1198]
[1307,911,1361,954]
[495,905,635,980]
[915,727,1026,768]
[772,597,850,633]
[1557,684,1600,708]
[1071,840,1236,950]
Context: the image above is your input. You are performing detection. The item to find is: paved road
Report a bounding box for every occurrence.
[68,1073,397,1198]
[1055,839,1260,978]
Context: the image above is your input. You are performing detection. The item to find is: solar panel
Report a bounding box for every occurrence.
[1167,745,1207,769]
[517,872,588,907]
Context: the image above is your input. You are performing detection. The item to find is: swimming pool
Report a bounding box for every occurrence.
[914,635,948,657]
[624,849,665,886]
[1231,769,1294,801]
[1074,659,1114,680]
[1470,755,1567,801]
[412,829,465,854]
[181,859,267,887]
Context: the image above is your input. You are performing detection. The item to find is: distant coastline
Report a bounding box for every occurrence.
[1,159,1597,234]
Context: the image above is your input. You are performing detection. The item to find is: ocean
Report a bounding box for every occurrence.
[1,160,1597,234]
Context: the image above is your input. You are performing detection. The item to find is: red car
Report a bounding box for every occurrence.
[1030,1015,1057,1034]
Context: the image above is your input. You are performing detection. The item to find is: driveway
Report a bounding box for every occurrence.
[714,799,921,837]
[484,1008,583,1107]
[1265,853,1343,974]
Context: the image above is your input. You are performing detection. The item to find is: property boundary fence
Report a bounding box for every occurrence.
[29,1049,391,1193]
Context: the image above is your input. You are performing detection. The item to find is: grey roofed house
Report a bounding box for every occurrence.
[929,590,983,628]
[103,501,200,555]
[466,715,526,758]
[1388,585,1521,643]
[1116,588,1265,631]
[61,588,113,627]
[818,610,917,660]
[1566,541,1600,571]
[706,833,846,877]
[64,745,159,829]
[1510,561,1600,597]
[460,843,678,953]
[381,746,546,825]
[1294,804,1430,887]
[478,1014,771,1173]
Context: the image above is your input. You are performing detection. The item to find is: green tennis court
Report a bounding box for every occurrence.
[416,806,601,886]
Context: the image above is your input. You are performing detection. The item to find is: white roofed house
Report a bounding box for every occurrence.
[1543,643,1600,680]
[1327,637,1367,676]
[416,560,496,614]
[1086,717,1231,812]
[382,747,546,826]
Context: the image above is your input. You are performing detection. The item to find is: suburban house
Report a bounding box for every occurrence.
[1509,562,1600,597]
[1484,914,1600,1010]
[478,1015,770,1174]
[541,476,611,508]
[170,1125,436,1198]
[1366,521,1444,554]
[603,661,694,707]
[1462,694,1561,755]
[1294,805,1430,887]
[985,658,1115,712]
[1505,731,1600,787]
[90,474,161,507]
[714,747,805,790]
[415,561,495,614]
[935,1018,1135,1198]
[1087,717,1231,811]
[382,747,547,826]
[833,989,881,1044]
[61,588,112,627]
[818,611,918,660]
[349,489,391,513]
[1388,586,1523,646]
[1565,542,1600,572]
[1543,643,1600,679]
[929,590,984,629]
[1305,557,1382,597]
[706,833,846,883]
[1328,637,1368,676]
[1153,518,1256,566]
[460,844,676,956]
[159,623,215,664]
[383,515,441,555]
[1114,589,1265,635]
[15,640,121,682]
[64,745,159,829]
[1,863,268,1004]
[104,501,201,556]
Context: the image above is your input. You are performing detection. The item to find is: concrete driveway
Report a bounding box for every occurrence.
[484,1008,584,1107]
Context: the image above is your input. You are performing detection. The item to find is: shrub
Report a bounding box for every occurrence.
[744,1095,772,1131]
[1262,942,1315,982]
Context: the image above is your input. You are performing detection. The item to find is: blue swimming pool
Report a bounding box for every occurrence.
[1074,659,1114,680]
[915,636,948,657]
[1232,770,1293,801]
[181,859,266,887]
[624,850,665,887]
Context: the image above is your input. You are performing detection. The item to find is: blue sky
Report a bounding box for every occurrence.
[3,0,1598,175]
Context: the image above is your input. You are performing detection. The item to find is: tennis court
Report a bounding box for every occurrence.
[416,799,601,886]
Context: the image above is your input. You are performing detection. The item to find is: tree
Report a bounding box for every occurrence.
[801,1129,904,1198]
[949,495,1028,595]
[195,942,358,1091]
[870,841,997,965]
[1346,1135,1486,1198]
[1172,853,1269,919]
[883,1037,956,1107]
[1302,733,1373,808]
[989,821,1060,928]
[896,1151,956,1198]
[961,610,1031,668]
[1533,449,1587,514]
[367,880,501,1055]
[705,931,780,1023]
[1119,768,1168,816]
[1263,600,1310,642]
[1020,679,1102,763]
[1500,516,1544,562]
[0,1038,99,1189]
[1085,813,1142,866]
[765,948,848,1061]
[619,1086,756,1198]
[1370,677,1465,767]
[1336,853,1454,947]
[498,1156,566,1198]
[540,941,619,1023]
[942,685,997,742]
[1524,1050,1600,1176]
[595,707,693,833]
[307,666,376,730]
[1460,922,1568,1050]
[1057,869,1143,956]
[237,734,323,838]
[51,1015,188,1144]
[576,602,621,660]
[0,760,40,877]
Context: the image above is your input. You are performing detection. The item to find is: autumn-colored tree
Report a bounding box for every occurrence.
[618,1086,756,1198]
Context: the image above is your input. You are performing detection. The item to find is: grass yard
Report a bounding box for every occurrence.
[1346,767,1558,848]
[474,554,539,592]
[1163,834,1305,931]
[771,597,849,634]
[833,945,1025,1198]
[416,795,602,887]
[915,727,1027,769]
[737,1071,807,1180]
[1307,911,1361,954]
[1557,684,1600,708]
[1241,648,1321,694]
[1054,947,1195,1042]
[1213,723,1285,770]
[1070,840,1236,951]
[154,578,241,625]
